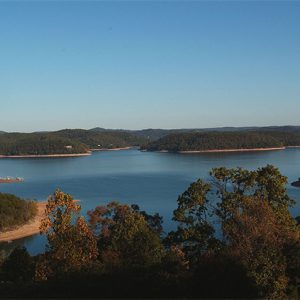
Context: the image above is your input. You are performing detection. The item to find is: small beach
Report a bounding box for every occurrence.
[90,147,133,151]
[0,202,47,243]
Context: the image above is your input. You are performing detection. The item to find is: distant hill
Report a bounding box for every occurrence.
[0,132,88,156]
[90,126,300,141]
[54,129,146,149]
[141,131,300,152]
[1,126,300,156]
[0,129,146,156]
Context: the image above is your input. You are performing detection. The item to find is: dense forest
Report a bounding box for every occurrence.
[54,129,146,149]
[0,165,300,298]
[1,127,300,155]
[0,193,37,231]
[0,133,88,155]
[0,130,145,156]
[91,125,300,141]
[142,131,300,152]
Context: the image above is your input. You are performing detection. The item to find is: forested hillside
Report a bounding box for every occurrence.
[0,130,146,156]
[0,133,88,155]
[0,127,299,155]
[90,125,300,141]
[142,131,300,152]
[54,129,146,149]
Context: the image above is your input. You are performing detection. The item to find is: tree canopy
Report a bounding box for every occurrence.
[0,166,299,299]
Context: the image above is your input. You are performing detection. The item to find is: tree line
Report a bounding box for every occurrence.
[142,131,300,152]
[0,130,146,156]
[0,165,299,298]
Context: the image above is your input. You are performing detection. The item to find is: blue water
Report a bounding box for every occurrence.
[1,149,300,255]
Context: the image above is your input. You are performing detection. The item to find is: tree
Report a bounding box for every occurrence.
[221,195,290,298]
[36,190,98,280]
[169,165,300,298]
[88,202,164,269]
[211,165,300,298]
[1,246,35,282]
[166,179,220,262]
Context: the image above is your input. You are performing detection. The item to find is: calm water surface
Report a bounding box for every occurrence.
[1,149,300,254]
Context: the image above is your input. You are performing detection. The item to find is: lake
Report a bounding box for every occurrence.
[1,149,300,255]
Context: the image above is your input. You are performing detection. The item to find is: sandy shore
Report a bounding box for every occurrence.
[286,146,300,149]
[0,200,80,242]
[0,202,47,243]
[90,147,133,151]
[178,147,286,153]
[0,152,91,158]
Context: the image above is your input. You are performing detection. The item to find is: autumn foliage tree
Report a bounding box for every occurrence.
[36,190,98,280]
[169,165,300,298]
[1,165,299,299]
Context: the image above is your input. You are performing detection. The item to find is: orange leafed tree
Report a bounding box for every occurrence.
[36,190,98,280]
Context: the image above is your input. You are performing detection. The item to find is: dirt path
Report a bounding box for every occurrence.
[0,202,47,243]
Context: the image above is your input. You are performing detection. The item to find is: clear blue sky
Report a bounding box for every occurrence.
[1,1,300,132]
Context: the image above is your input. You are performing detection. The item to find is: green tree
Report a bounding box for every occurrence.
[1,246,35,282]
[166,179,219,262]
[169,165,300,298]
[88,202,164,269]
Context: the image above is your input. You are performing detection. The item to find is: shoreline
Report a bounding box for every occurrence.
[0,145,299,158]
[90,147,133,151]
[0,152,92,159]
[0,201,47,243]
[0,147,135,158]
[0,200,80,242]
[178,147,286,153]
[148,147,287,154]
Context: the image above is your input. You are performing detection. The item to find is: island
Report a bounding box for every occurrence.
[141,131,300,153]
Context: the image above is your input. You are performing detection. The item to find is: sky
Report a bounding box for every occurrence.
[1,1,300,132]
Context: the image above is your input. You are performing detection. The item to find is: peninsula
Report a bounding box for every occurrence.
[0,198,80,242]
[0,193,37,239]
[291,178,300,188]
[0,201,46,242]
[141,131,300,153]
[0,129,145,157]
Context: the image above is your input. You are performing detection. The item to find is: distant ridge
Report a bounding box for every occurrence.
[1,125,300,143]
[90,126,300,141]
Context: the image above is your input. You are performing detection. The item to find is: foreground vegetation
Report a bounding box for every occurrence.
[0,165,300,298]
[0,193,37,231]
[0,130,145,156]
[142,131,300,152]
